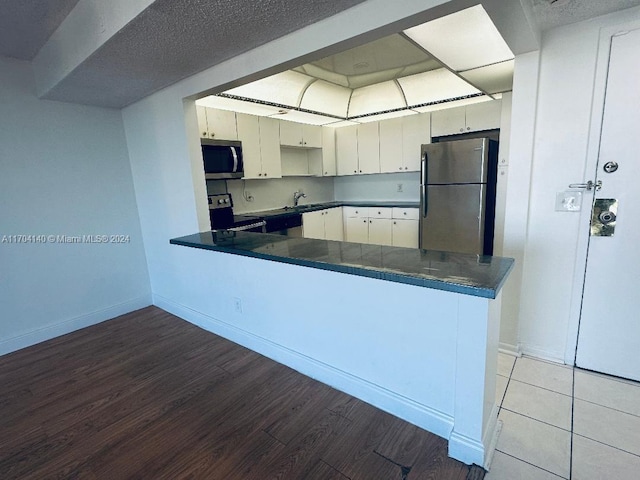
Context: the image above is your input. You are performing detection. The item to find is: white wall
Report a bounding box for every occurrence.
[510,7,640,361]
[226,176,334,214]
[0,57,151,355]
[334,171,420,202]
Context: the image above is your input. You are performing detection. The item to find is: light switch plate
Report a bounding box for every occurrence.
[555,191,583,212]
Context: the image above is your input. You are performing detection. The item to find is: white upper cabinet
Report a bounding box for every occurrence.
[196,106,238,140]
[336,125,359,175]
[321,127,337,176]
[357,122,380,174]
[280,121,322,148]
[431,100,501,137]
[379,113,430,173]
[237,113,281,179]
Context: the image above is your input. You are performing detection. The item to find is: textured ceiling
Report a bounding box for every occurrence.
[528,0,640,31]
[0,0,80,59]
[41,0,368,108]
[2,0,640,108]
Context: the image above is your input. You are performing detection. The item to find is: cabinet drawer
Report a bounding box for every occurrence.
[369,207,392,219]
[343,206,369,218]
[392,207,419,220]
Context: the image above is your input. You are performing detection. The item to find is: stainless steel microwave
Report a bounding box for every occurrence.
[201,139,243,179]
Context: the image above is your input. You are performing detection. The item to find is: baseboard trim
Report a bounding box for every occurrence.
[448,430,485,467]
[498,342,521,357]
[153,293,455,441]
[519,344,566,364]
[0,294,152,356]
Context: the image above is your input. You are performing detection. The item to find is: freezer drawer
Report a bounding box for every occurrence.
[419,184,488,255]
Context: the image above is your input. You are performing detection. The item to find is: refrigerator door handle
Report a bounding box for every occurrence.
[421,151,428,217]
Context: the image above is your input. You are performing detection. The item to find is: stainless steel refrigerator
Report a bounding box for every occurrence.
[419,138,498,255]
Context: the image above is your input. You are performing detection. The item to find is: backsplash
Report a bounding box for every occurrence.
[224,176,334,214]
[334,172,420,202]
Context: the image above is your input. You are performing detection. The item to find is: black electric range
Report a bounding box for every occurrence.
[208,194,265,232]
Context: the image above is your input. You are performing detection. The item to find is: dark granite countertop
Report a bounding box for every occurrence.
[170,231,514,299]
[237,201,420,220]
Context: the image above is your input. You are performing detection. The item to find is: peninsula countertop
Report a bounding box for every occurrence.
[170,230,514,299]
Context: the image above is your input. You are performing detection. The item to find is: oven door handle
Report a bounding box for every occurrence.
[226,220,266,232]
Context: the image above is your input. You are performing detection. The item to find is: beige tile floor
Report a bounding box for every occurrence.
[486,353,640,480]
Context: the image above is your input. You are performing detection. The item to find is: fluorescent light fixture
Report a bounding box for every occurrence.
[355,109,418,123]
[398,68,480,106]
[348,81,407,117]
[324,120,361,127]
[196,95,284,116]
[403,5,514,72]
[460,60,514,94]
[224,70,313,108]
[270,110,339,125]
[299,80,351,118]
[412,95,493,113]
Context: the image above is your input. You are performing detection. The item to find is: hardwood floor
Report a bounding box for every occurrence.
[0,306,485,479]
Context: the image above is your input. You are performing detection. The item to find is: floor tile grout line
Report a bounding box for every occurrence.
[572,395,640,419]
[569,364,576,480]
[572,432,640,460]
[505,377,574,398]
[499,407,571,432]
[493,449,568,479]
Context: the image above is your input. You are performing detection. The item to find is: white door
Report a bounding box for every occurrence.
[576,28,640,382]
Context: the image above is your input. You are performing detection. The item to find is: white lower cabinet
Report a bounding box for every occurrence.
[368,218,393,246]
[343,206,419,247]
[392,219,419,248]
[302,207,343,241]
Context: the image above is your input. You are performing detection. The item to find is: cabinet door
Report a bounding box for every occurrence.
[324,207,344,241]
[379,117,403,174]
[368,218,393,246]
[403,113,430,171]
[336,125,358,176]
[196,106,208,138]
[431,106,466,137]
[345,216,368,243]
[392,219,419,248]
[465,100,502,132]
[236,113,262,179]
[357,122,380,174]
[302,210,326,239]
[303,124,322,148]
[258,117,282,178]
[279,120,303,147]
[321,127,336,176]
[206,108,237,140]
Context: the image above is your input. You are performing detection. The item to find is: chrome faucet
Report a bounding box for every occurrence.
[293,190,307,206]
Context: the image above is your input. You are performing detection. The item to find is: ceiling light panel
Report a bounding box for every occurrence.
[271,110,339,125]
[348,81,407,117]
[460,59,514,94]
[403,5,514,72]
[197,95,284,116]
[397,68,480,106]
[356,109,418,123]
[299,80,351,117]
[224,70,313,108]
[412,95,493,113]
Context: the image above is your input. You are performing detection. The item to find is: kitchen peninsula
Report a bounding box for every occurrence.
[170,230,514,467]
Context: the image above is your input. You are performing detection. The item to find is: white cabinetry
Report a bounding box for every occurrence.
[431,100,501,137]
[336,125,358,175]
[368,218,393,246]
[196,106,237,140]
[379,113,430,173]
[303,207,344,241]
[321,127,336,176]
[236,113,281,179]
[391,208,419,248]
[280,121,322,148]
[357,122,380,174]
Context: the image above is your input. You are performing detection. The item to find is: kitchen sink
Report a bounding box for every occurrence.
[283,204,316,212]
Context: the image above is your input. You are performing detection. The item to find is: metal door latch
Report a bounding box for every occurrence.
[591,199,618,236]
[569,180,602,191]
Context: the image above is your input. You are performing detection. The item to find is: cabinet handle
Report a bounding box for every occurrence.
[394,221,397,225]
[354,170,357,173]
[405,167,408,170]
[459,128,464,132]
[324,171,328,174]
[403,212,406,215]
[202,132,207,136]
[359,170,362,173]
[258,173,262,176]
[369,220,372,223]
[467,127,471,131]
[363,220,366,223]
[264,172,268,176]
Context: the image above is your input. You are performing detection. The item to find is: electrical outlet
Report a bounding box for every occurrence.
[397,183,403,193]
[243,190,254,202]
[233,297,243,313]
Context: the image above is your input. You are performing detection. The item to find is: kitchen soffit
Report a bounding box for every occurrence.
[198,5,515,125]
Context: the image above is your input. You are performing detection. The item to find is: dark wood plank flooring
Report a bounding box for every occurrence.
[0,306,485,479]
